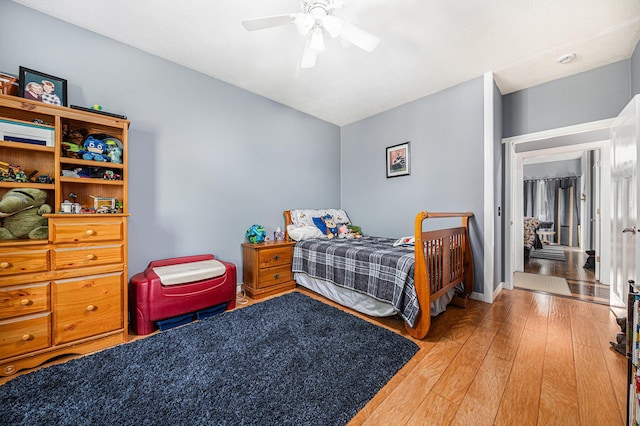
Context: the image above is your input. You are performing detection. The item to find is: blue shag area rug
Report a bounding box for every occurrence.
[0,292,418,425]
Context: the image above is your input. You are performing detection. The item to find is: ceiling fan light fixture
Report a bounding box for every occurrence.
[310,26,325,51]
[294,12,315,35]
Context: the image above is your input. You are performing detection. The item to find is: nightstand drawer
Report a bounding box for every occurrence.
[257,265,293,288]
[53,272,123,344]
[50,219,124,243]
[0,249,49,277]
[0,282,50,320]
[258,247,293,268]
[0,312,51,359]
[52,244,124,270]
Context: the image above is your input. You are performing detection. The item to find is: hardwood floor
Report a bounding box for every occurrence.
[1,286,627,425]
[524,245,609,305]
[330,286,627,426]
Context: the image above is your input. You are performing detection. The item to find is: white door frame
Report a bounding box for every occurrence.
[503,119,614,289]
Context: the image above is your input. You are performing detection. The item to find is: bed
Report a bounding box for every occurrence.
[284,209,474,339]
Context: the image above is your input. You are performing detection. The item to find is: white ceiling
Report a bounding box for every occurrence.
[12,0,640,126]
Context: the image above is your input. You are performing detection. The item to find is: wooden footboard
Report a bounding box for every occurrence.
[406,211,474,339]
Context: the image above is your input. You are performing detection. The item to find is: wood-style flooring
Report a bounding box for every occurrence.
[524,244,609,305]
[293,287,627,426]
[2,286,627,425]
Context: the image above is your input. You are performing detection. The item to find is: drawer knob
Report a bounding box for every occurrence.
[86,229,95,236]
[274,274,280,279]
[87,254,96,260]
[86,305,96,312]
[0,262,9,269]
[20,299,31,306]
[274,255,279,261]
[21,334,33,341]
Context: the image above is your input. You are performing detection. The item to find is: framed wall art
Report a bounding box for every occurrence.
[386,141,410,178]
[18,66,67,106]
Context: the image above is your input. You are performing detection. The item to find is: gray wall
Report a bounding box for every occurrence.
[633,41,640,96]
[0,2,341,281]
[503,60,632,137]
[340,78,486,293]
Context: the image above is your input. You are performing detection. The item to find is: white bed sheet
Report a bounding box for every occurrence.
[294,272,454,318]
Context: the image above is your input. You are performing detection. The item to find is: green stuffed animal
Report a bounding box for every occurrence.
[0,188,51,240]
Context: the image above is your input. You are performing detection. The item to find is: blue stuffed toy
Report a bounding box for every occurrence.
[81,136,110,162]
[321,214,338,239]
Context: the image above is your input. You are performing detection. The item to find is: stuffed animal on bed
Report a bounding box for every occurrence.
[0,188,51,240]
[321,214,338,239]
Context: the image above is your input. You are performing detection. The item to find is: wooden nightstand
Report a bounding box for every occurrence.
[242,241,296,299]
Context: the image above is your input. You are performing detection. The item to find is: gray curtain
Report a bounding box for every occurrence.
[524,176,580,245]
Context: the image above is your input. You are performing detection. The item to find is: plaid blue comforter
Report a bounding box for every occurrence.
[292,236,420,327]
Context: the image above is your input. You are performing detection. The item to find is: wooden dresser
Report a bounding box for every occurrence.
[0,94,129,378]
[241,241,296,299]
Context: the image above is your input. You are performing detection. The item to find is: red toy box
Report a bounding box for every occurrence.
[129,254,236,335]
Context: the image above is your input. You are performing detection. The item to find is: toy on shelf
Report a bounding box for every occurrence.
[91,195,118,214]
[36,174,54,184]
[105,137,123,164]
[81,136,110,162]
[0,162,30,182]
[0,188,51,240]
[102,170,121,180]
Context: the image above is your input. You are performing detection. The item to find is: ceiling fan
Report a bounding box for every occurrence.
[241,0,380,68]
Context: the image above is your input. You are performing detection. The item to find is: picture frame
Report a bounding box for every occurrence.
[18,66,67,106]
[386,141,410,178]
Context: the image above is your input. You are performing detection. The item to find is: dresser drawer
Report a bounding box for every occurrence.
[50,219,124,243]
[51,244,124,270]
[0,312,50,359]
[0,249,49,277]
[0,282,49,320]
[257,264,293,288]
[258,246,293,268]
[53,272,123,344]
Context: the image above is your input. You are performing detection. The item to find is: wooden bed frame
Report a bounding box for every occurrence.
[283,210,474,339]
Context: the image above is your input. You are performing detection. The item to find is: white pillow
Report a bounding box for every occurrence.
[287,224,324,241]
[290,209,351,227]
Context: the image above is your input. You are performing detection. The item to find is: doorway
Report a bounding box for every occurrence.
[503,119,614,303]
[520,150,606,303]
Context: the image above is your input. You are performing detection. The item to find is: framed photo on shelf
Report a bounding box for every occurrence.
[18,66,67,106]
[386,141,410,178]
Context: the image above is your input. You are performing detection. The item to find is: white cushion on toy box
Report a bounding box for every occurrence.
[152,259,226,286]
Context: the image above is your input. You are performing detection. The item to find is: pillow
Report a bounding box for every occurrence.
[287,224,324,241]
[290,209,351,227]
[325,209,351,225]
[312,216,327,234]
[290,209,318,227]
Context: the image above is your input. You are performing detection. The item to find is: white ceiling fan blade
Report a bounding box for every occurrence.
[339,21,380,52]
[241,14,293,31]
[301,36,318,68]
[319,15,344,38]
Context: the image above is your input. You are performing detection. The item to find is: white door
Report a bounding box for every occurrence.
[593,152,601,280]
[610,95,639,308]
